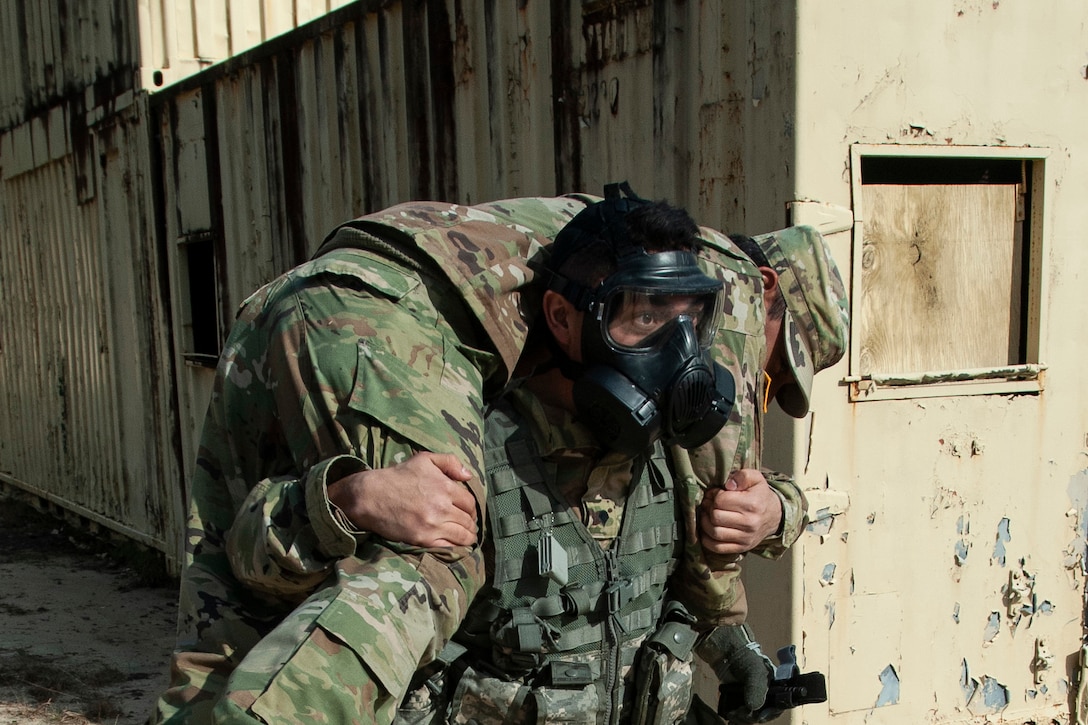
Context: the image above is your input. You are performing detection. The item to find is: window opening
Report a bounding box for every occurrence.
[179,230,221,366]
[848,146,1046,401]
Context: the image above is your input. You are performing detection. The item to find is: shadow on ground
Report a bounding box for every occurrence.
[0,498,178,725]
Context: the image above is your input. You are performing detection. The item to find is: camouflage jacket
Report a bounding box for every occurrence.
[167,197,588,718]
[666,226,808,625]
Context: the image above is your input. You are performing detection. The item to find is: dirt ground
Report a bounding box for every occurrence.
[0,498,179,725]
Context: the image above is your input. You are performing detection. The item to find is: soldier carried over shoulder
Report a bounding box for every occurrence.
[152,182,848,725]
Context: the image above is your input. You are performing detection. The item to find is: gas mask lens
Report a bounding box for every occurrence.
[604,287,723,351]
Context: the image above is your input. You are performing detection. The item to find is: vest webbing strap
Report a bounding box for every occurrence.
[524,561,674,619]
[617,522,679,554]
[521,482,554,519]
[494,506,577,539]
[492,536,596,582]
[534,600,665,653]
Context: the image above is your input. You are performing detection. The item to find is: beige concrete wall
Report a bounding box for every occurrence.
[741,2,1087,723]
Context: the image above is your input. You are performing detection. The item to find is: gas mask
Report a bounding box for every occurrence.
[553,248,736,457]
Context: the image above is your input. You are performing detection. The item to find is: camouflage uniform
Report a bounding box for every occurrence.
[670,225,849,626]
[153,196,590,724]
[153,191,831,723]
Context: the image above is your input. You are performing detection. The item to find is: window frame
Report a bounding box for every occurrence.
[177,229,223,368]
[846,144,1049,403]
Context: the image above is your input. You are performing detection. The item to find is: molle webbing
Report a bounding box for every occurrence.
[468,399,681,664]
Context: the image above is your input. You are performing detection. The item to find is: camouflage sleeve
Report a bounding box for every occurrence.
[225,455,367,597]
[219,248,494,600]
[667,447,748,628]
[747,470,808,560]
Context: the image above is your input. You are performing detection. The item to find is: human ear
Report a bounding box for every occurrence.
[759,266,779,295]
[759,265,780,310]
[542,290,578,356]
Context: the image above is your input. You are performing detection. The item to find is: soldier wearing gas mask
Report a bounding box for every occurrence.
[197,184,807,725]
[541,188,736,458]
[406,185,780,725]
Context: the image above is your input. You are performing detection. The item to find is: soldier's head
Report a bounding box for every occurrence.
[731,228,849,418]
[540,182,735,456]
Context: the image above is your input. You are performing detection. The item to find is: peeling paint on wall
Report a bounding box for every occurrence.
[983,611,1001,644]
[929,486,964,517]
[1065,468,1088,574]
[961,659,976,703]
[952,602,960,623]
[876,664,900,707]
[968,675,1009,715]
[821,563,837,586]
[992,517,1011,566]
[826,600,836,628]
[955,514,970,568]
[954,538,969,566]
[807,509,834,537]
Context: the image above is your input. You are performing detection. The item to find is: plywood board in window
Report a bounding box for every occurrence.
[858,184,1017,375]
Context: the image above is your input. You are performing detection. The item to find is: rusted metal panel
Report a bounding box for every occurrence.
[0,0,363,133]
[163,0,570,317]
[0,96,183,566]
[0,156,115,513]
[95,103,185,556]
[0,0,139,132]
[740,3,1087,724]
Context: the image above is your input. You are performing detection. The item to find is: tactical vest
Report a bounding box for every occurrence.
[444,397,691,725]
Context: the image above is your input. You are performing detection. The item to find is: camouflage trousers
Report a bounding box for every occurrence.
[212,542,484,724]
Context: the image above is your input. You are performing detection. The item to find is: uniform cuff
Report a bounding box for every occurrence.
[305,454,371,559]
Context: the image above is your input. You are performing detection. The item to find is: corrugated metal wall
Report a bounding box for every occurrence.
[0,0,798,604]
[137,0,361,90]
[154,0,785,304]
[0,0,139,132]
[1,0,360,134]
[0,97,182,555]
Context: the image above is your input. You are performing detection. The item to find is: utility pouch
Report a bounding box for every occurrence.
[543,660,595,687]
[447,664,600,725]
[447,665,535,724]
[532,683,600,724]
[631,613,699,725]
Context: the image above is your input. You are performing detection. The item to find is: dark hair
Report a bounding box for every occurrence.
[728,233,770,269]
[554,197,701,288]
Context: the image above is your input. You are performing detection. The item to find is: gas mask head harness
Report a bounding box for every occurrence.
[544,183,736,457]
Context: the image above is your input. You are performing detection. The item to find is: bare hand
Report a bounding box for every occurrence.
[698,469,783,555]
[327,452,478,548]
